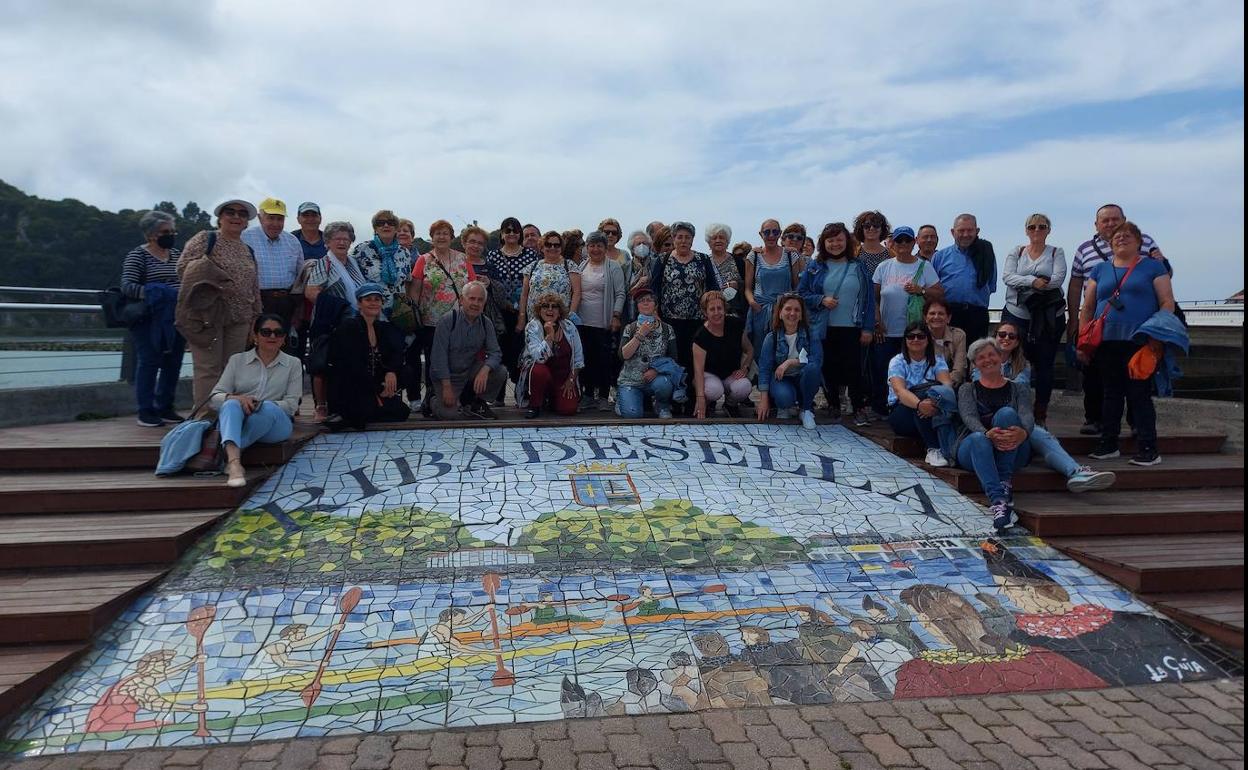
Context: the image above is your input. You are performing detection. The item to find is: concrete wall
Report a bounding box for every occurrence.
[0,379,193,429]
[1047,392,1244,453]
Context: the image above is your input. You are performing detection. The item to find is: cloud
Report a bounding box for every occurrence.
[0,0,1242,299]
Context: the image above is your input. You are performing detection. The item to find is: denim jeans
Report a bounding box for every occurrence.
[887,384,957,455]
[956,406,1033,501]
[769,362,823,412]
[130,322,185,414]
[1028,426,1079,477]
[617,376,675,417]
[218,400,293,450]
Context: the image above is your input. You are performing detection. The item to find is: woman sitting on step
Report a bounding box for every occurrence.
[209,314,303,488]
[954,337,1116,533]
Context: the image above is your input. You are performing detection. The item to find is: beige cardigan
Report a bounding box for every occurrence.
[933,326,969,387]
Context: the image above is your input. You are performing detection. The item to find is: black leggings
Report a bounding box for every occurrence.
[577,325,616,399]
[821,327,867,413]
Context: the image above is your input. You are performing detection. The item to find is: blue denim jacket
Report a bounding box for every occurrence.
[1132,309,1189,397]
[648,355,688,402]
[797,258,876,340]
[757,327,822,392]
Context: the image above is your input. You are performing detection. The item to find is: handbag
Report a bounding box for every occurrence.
[307,333,332,375]
[389,295,419,333]
[99,287,149,328]
[1076,259,1139,359]
[905,261,927,325]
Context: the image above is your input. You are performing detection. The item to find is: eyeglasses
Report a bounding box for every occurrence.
[257,328,287,338]
[220,207,249,218]
[783,233,803,240]
[538,303,560,310]
[761,228,782,237]
[1026,224,1050,232]
[904,332,929,341]
[544,242,562,249]
[995,331,1019,340]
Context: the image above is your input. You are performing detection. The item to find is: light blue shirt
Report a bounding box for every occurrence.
[932,244,996,307]
[242,227,304,290]
[823,261,861,327]
[886,354,949,406]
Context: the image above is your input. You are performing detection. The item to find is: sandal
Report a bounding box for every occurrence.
[314,404,329,423]
[226,460,247,488]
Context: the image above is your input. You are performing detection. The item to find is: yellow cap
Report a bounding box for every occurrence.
[257,197,287,216]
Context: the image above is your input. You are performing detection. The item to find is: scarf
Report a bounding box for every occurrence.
[327,254,364,309]
[968,237,996,289]
[373,235,401,286]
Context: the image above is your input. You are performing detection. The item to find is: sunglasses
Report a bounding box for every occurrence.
[601,229,620,236]
[904,332,929,341]
[1026,223,1050,231]
[502,227,519,234]
[544,242,562,249]
[862,222,883,230]
[220,207,250,218]
[783,233,802,240]
[539,303,560,310]
[375,219,398,227]
[893,236,914,244]
[761,228,782,237]
[257,328,287,338]
[995,331,1019,340]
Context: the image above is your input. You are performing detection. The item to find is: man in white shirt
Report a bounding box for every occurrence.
[242,197,304,328]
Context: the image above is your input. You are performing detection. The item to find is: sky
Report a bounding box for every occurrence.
[1,0,1243,301]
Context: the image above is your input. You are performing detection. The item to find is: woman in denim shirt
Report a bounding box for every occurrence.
[756,294,824,430]
[798,222,876,426]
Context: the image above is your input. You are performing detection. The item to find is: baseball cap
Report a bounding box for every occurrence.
[257,197,288,216]
[891,226,916,241]
[355,282,386,300]
[297,202,321,215]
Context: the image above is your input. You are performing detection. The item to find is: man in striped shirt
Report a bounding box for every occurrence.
[242,197,304,327]
[1066,203,1169,435]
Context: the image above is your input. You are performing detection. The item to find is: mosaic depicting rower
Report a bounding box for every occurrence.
[86,650,208,733]
[414,607,496,659]
[260,622,345,671]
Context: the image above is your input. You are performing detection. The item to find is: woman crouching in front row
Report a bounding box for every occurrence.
[209,314,303,488]
[755,293,823,430]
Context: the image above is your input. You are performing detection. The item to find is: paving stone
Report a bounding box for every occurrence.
[396,733,433,750]
[719,743,767,770]
[166,749,211,767]
[1157,745,1230,770]
[859,702,900,718]
[1174,710,1243,742]
[1069,691,1131,718]
[918,698,961,715]
[1041,738,1109,770]
[832,752,887,770]
[204,747,252,770]
[81,756,131,770]
[989,725,1053,757]
[1030,759,1077,770]
[501,761,540,770]
[237,762,277,770]
[538,739,578,770]
[1091,750,1156,770]
[463,746,501,770]
[1001,709,1061,738]
[319,738,360,756]
[810,718,867,752]
[836,709,881,735]
[976,742,1041,770]
[568,721,609,753]
[790,737,838,769]
[877,716,932,749]
[465,730,498,747]
[928,729,985,762]
[428,734,465,767]
[350,736,395,770]
[957,699,1011,727]
[1102,732,1175,766]
[311,757,352,770]
[389,750,430,770]
[122,753,172,770]
[909,746,964,770]
[246,744,287,762]
[1053,721,1115,751]
[701,711,748,743]
[277,741,320,770]
[764,758,804,770]
[576,753,616,770]
[743,725,794,758]
[1059,706,1121,734]
[1166,729,1240,760]
[767,709,814,739]
[1104,715,1178,747]
[676,729,723,763]
[1117,699,1184,729]
[498,729,536,760]
[891,701,943,730]
[608,734,650,767]
[737,709,773,726]
[667,715,702,729]
[860,733,912,767]
[1006,694,1072,722]
[1129,686,1193,715]
[942,714,995,744]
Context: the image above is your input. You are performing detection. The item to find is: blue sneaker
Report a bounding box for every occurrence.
[990,500,1017,532]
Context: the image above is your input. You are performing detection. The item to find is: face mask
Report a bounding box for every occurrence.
[632,243,651,259]
[156,233,176,249]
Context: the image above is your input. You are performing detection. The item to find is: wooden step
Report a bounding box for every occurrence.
[879,430,1226,459]
[1014,489,1246,537]
[0,469,268,515]
[1047,533,1245,594]
[0,419,319,471]
[0,568,166,644]
[0,510,227,569]
[1142,591,1245,650]
[930,453,1245,494]
[0,643,88,720]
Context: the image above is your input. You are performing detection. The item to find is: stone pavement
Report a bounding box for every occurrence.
[3,678,1242,770]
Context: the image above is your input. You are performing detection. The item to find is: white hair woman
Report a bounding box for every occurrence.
[705,223,747,341]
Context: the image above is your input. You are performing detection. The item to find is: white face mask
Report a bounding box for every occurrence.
[632,243,652,259]
[722,287,738,301]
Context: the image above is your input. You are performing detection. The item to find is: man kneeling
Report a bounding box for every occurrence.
[429,281,508,419]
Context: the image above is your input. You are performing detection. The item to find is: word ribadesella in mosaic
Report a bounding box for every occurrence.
[4,425,1233,756]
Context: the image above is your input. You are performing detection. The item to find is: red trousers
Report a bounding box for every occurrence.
[529,362,579,415]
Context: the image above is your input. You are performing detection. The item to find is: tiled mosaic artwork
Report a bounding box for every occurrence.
[4,424,1236,755]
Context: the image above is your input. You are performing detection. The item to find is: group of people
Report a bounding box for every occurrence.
[120,199,1181,512]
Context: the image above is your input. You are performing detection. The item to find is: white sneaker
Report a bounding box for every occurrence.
[657,408,673,419]
[800,410,816,430]
[925,448,949,468]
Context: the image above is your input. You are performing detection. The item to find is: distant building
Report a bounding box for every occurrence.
[426,548,534,568]
[1228,290,1244,304]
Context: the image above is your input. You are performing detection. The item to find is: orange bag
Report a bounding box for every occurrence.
[1128,342,1162,380]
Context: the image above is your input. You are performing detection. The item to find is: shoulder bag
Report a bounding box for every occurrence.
[1076,259,1139,359]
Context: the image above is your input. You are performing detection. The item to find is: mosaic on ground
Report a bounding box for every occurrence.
[4,424,1236,756]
